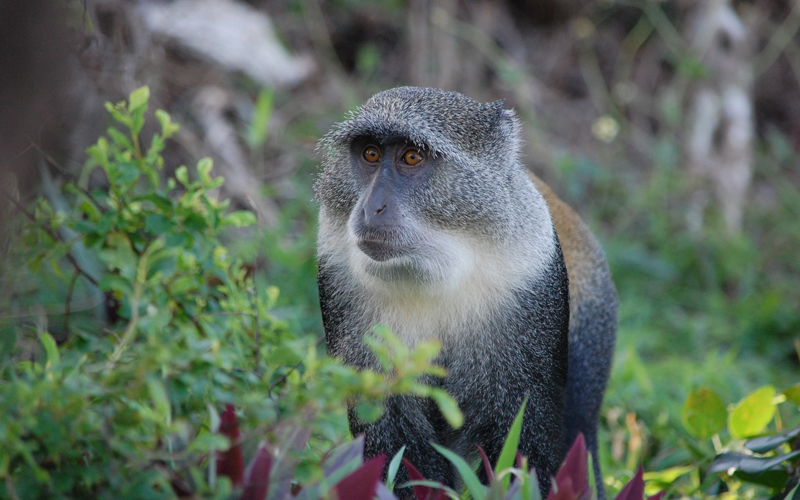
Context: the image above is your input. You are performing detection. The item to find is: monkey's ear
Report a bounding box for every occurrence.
[490,99,507,110]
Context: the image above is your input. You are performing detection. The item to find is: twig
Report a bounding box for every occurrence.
[0,185,99,287]
[64,270,81,340]
[754,2,800,76]
[246,195,263,377]
[27,138,105,210]
[5,477,20,500]
[106,255,146,370]
[269,337,325,392]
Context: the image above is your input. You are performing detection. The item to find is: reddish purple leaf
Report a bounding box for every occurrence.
[615,466,644,500]
[476,445,495,481]
[548,433,590,500]
[240,445,271,500]
[334,454,386,500]
[647,492,665,500]
[217,405,244,487]
[403,458,445,500]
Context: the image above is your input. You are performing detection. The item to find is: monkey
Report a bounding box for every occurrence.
[315,87,617,498]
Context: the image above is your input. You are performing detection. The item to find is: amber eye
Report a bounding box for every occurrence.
[403,149,424,166]
[362,146,381,163]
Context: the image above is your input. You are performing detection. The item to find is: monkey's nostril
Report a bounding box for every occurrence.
[375,204,387,215]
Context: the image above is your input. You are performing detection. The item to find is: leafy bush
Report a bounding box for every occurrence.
[0,87,459,499]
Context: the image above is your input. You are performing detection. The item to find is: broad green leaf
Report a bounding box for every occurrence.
[682,388,727,439]
[128,86,150,113]
[145,213,173,234]
[496,398,527,490]
[107,127,133,150]
[745,424,800,454]
[354,401,384,423]
[644,465,693,484]
[116,161,140,185]
[432,443,485,500]
[783,385,800,406]
[729,386,777,438]
[430,389,463,429]
[708,449,800,475]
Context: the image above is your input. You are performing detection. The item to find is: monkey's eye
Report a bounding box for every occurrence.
[362,146,381,163]
[403,149,424,166]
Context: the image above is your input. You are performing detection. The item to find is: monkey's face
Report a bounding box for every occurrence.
[334,137,477,287]
[316,87,551,292]
[349,138,429,261]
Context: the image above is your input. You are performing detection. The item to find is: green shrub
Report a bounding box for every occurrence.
[0,87,459,499]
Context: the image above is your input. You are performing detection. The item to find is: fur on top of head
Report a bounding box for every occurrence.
[318,87,522,165]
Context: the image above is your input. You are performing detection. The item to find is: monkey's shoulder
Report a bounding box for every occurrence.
[526,172,614,303]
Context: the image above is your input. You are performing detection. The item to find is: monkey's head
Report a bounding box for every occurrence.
[316,87,554,293]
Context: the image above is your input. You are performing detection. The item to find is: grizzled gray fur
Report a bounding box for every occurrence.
[315,86,616,498]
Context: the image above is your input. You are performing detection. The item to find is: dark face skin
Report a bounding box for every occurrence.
[349,138,434,262]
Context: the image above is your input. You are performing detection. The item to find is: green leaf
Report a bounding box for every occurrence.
[86,138,110,169]
[223,211,257,228]
[432,443,485,500]
[175,166,189,187]
[107,127,134,150]
[117,161,140,185]
[745,425,800,454]
[430,389,463,429]
[145,213,173,235]
[644,465,693,485]
[78,200,101,221]
[385,445,406,491]
[41,332,60,371]
[128,86,150,113]
[155,109,180,139]
[354,401,384,423]
[246,88,274,148]
[783,385,800,406]
[197,157,214,184]
[729,386,777,439]
[146,378,171,425]
[496,398,527,490]
[708,449,800,475]
[682,387,727,439]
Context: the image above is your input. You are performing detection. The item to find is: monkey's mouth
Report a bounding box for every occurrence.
[357,238,407,262]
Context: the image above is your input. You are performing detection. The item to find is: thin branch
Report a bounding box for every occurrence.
[0,185,99,287]
[269,337,325,392]
[246,195,263,377]
[5,477,20,500]
[755,2,800,76]
[27,138,105,210]
[63,270,81,340]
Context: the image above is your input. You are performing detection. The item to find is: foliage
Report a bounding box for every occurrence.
[632,384,800,499]
[393,401,663,500]
[0,87,461,499]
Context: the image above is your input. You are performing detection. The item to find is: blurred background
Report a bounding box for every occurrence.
[2,0,799,491]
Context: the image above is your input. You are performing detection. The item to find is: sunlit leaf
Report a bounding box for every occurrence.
[729,386,777,439]
[682,387,726,439]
